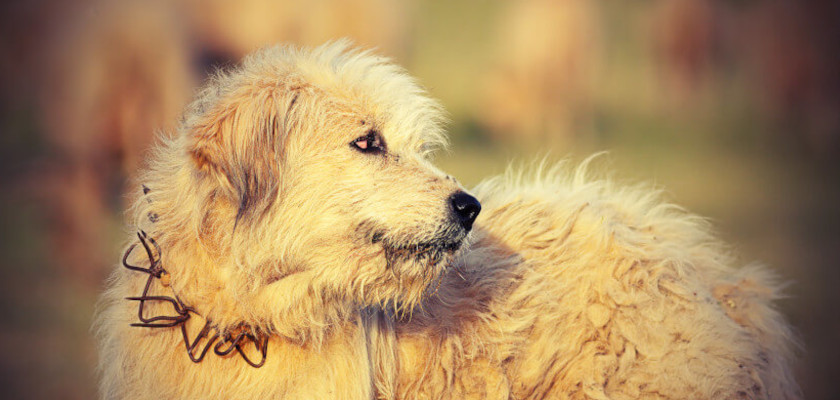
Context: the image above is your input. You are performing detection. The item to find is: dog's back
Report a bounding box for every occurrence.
[385,162,799,399]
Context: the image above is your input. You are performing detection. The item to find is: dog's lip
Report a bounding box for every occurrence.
[364,222,468,255]
[374,232,465,254]
[393,243,461,259]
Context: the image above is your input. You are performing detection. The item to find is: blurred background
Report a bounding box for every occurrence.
[1,0,838,398]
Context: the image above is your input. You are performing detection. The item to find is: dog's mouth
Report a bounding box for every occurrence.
[377,235,464,255]
[362,222,468,265]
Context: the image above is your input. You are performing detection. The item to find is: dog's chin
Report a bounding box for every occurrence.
[352,226,467,313]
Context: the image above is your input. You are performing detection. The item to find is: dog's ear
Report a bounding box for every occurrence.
[188,87,301,223]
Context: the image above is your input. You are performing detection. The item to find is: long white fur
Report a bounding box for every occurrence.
[95,41,799,399]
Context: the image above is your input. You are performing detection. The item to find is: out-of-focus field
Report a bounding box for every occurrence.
[1,0,839,398]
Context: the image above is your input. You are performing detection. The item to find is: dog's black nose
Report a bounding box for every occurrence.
[449,191,481,231]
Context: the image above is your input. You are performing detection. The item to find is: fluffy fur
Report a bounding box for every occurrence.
[95,41,800,399]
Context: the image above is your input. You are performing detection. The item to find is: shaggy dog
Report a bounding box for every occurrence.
[95,42,799,399]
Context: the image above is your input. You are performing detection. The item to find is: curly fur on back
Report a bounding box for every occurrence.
[95,41,799,399]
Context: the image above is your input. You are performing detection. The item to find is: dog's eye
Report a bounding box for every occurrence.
[350,131,386,154]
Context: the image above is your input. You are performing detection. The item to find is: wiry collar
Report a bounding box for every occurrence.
[123,230,269,367]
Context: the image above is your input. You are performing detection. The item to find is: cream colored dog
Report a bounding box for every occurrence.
[95,41,799,399]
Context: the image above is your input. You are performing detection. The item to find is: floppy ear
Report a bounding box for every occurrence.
[188,87,301,223]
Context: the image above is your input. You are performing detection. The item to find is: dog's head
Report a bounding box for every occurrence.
[167,41,479,315]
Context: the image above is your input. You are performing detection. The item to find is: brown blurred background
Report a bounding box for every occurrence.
[1,0,838,398]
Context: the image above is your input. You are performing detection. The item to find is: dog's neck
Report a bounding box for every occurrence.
[174,231,370,342]
[121,231,272,367]
[124,229,378,372]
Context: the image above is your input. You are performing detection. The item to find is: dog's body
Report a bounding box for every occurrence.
[96,42,799,399]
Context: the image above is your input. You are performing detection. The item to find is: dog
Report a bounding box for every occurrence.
[95,41,800,399]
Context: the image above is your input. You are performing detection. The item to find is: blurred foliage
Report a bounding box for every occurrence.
[1,0,838,398]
